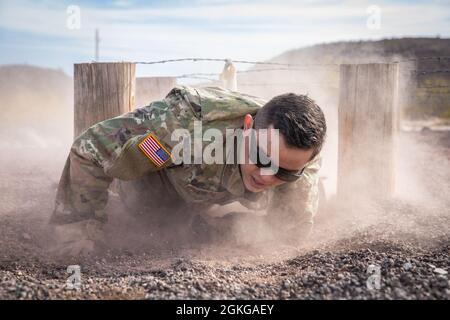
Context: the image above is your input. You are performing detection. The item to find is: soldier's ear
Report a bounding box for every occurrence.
[243,114,253,130]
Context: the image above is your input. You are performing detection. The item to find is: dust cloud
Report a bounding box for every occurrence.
[0,54,449,265]
[218,53,450,255]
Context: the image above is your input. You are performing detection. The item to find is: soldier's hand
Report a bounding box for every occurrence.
[206,202,264,217]
[48,219,105,257]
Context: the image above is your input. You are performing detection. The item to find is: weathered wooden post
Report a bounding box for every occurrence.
[74,62,136,138]
[135,77,177,108]
[337,63,399,202]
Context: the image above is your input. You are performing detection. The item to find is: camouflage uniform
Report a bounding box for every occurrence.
[50,86,321,240]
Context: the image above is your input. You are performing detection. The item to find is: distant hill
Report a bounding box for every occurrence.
[237,37,450,121]
[269,37,450,65]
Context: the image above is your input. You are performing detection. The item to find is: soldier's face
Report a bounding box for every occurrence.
[240,124,314,193]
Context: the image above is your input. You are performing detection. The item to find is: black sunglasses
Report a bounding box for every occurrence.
[249,133,304,182]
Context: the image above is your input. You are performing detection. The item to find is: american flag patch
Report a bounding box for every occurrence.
[138,133,172,167]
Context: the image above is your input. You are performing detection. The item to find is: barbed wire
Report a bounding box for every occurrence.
[176,69,450,82]
[134,56,450,82]
[175,67,336,79]
[238,83,299,86]
[136,57,450,81]
[134,56,450,68]
[177,72,219,77]
[176,74,218,81]
[165,58,450,90]
[398,56,450,63]
[135,58,339,67]
[417,86,450,89]
[238,83,333,87]
[413,69,450,75]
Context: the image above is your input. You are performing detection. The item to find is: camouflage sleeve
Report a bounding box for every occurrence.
[51,94,197,224]
[265,155,322,242]
[75,102,176,181]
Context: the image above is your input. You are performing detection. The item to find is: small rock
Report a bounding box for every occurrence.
[394,288,407,298]
[433,268,448,275]
[403,262,413,271]
[282,279,291,289]
[22,233,31,241]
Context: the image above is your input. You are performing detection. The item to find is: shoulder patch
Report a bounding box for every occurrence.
[138,133,172,167]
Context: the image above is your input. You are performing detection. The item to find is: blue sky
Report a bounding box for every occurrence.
[0,0,449,79]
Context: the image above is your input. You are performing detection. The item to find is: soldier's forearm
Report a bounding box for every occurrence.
[50,147,113,224]
[206,202,267,218]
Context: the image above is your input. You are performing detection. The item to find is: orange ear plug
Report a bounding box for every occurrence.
[244,114,253,129]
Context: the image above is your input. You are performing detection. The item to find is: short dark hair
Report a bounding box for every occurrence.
[255,93,327,158]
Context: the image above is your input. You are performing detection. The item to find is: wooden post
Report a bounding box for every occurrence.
[337,63,399,202]
[135,77,177,108]
[74,62,136,138]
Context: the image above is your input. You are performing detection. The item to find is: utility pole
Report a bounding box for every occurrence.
[95,28,100,61]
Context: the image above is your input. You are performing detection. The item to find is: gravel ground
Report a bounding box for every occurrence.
[0,131,449,300]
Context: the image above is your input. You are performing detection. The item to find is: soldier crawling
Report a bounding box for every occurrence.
[49,86,327,256]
